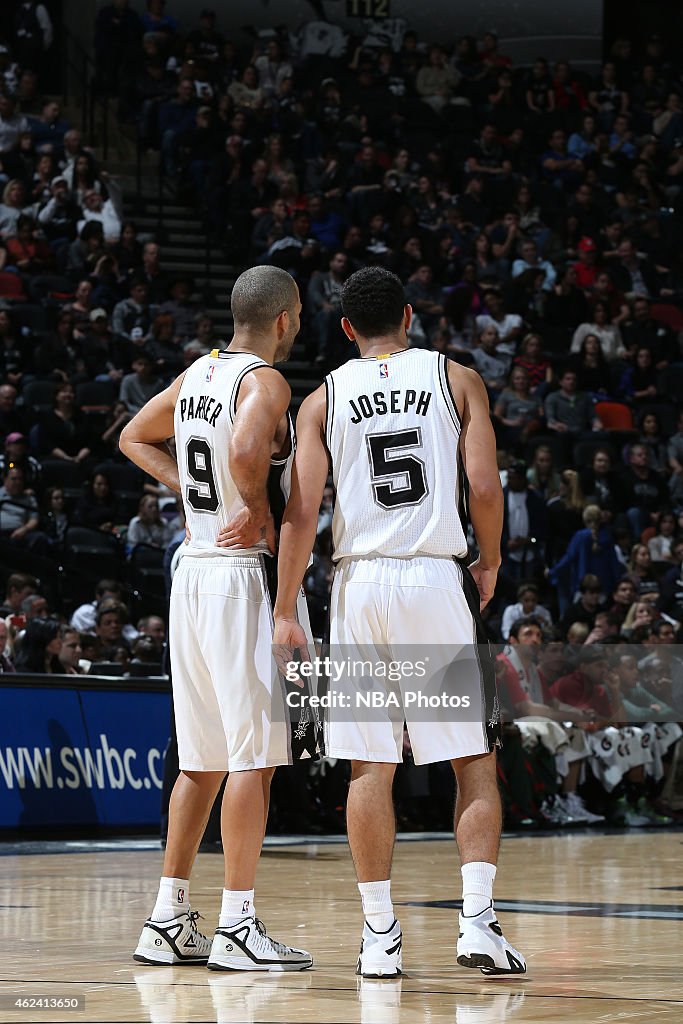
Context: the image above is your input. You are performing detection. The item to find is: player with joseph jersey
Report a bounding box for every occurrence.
[271,267,526,979]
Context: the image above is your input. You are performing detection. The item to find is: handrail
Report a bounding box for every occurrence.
[60,24,110,161]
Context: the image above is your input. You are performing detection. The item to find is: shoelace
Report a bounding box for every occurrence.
[253,917,290,956]
[186,909,209,943]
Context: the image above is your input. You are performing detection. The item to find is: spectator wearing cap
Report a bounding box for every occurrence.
[37,174,82,248]
[574,236,600,289]
[501,459,547,580]
[81,307,122,383]
[0,431,41,491]
[119,351,163,414]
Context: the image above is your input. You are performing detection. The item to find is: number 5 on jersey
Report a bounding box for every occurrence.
[366,428,428,510]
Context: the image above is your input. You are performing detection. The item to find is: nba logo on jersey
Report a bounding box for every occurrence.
[379,362,389,379]
[205,364,215,383]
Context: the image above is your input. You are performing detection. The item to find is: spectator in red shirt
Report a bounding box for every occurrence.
[550,646,614,718]
[574,236,600,289]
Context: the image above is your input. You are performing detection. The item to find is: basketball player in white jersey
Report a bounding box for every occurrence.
[119,266,313,971]
[271,267,526,978]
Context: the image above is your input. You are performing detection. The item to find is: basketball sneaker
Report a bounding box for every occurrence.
[457,904,526,976]
[134,909,212,965]
[562,792,605,824]
[207,917,312,972]
[356,919,402,978]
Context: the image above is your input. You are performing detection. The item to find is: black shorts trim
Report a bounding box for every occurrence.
[455,556,502,751]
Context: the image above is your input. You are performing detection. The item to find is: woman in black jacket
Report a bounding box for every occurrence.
[73,470,120,533]
[15,618,63,674]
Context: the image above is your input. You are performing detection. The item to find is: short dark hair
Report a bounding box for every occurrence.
[230,266,299,331]
[509,615,544,639]
[341,267,406,338]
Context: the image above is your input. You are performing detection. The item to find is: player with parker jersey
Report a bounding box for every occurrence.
[120,266,316,974]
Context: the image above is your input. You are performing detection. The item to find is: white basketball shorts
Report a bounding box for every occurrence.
[170,554,314,772]
[325,555,501,765]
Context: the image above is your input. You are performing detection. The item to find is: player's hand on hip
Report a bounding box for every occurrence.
[216,508,275,552]
[273,617,311,687]
[468,558,499,610]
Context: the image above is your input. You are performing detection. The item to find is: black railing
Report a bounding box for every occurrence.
[61,26,110,160]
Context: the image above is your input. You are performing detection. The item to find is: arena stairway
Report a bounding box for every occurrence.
[118,180,322,409]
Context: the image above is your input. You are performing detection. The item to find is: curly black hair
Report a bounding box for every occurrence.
[340,266,406,338]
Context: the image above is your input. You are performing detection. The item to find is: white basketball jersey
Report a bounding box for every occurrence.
[325,349,468,560]
[175,350,293,557]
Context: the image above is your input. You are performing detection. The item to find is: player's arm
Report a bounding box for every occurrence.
[450,363,503,608]
[273,385,328,634]
[119,372,186,492]
[219,367,291,550]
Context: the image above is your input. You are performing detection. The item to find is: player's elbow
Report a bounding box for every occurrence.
[118,421,134,457]
[468,474,503,503]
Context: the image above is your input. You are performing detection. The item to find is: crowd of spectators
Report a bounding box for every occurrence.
[0,4,682,830]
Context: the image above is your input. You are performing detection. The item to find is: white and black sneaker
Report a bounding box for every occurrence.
[356,919,402,978]
[207,917,312,972]
[457,904,526,976]
[134,909,212,965]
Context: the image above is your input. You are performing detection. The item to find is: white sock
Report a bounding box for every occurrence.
[358,879,394,932]
[151,876,190,922]
[219,888,255,928]
[461,862,496,917]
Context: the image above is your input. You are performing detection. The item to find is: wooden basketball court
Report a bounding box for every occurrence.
[2,831,682,1023]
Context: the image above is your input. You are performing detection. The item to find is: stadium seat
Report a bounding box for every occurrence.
[76,381,118,412]
[40,459,86,497]
[595,402,634,431]
[64,526,123,581]
[22,380,57,414]
[11,303,48,333]
[651,304,683,334]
